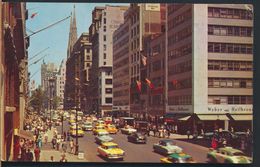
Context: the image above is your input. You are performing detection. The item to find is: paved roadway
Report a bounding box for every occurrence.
[56,120,208,163]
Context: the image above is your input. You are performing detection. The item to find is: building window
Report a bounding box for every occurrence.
[103,35,106,41]
[104,53,106,59]
[104,45,106,51]
[208,43,253,54]
[105,88,112,94]
[105,98,112,104]
[208,7,253,20]
[103,26,106,32]
[103,62,106,65]
[105,79,112,84]
[103,18,106,24]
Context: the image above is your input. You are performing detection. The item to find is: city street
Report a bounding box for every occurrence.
[56,120,208,163]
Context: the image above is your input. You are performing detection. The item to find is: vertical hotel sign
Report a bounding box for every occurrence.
[145,4,160,11]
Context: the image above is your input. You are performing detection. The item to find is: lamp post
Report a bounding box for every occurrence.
[75,77,80,155]
[49,77,55,128]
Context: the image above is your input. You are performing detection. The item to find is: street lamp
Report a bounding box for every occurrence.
[75,77,80,155]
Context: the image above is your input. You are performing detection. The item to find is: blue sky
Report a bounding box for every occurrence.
[27,3,129,87]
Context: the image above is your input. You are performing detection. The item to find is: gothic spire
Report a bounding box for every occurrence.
[67,5,78,59]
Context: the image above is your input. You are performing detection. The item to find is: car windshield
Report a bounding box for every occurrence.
[165,141,175,146]
[109,125,115,128]
[233,152,245,156]
[97,126,105,129]
[107,145,118,149]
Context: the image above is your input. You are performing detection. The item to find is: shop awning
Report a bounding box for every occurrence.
[15,129,34,140]
[178,116,191,121]
[197,114,229,121]
[230,114,252,121]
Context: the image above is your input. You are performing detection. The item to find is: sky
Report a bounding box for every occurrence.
[27,3,129,87]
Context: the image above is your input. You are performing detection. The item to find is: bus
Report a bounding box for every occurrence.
[119,117,135,128]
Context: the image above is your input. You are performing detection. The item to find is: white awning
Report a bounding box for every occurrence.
[178,116,191,121]
[230,114,252,121]
[197,115,229,121]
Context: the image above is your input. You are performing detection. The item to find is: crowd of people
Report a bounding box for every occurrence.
[17,114,69,162]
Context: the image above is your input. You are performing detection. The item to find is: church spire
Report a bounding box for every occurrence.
[67,4,78,59]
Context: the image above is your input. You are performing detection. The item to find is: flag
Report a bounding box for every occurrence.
[145,78,154,89]
[141,55,147,66]
[136,80,141,92]
[172,79,178,86]
[31,12,38,19]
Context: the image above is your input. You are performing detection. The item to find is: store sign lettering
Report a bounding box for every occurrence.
[208,105,252,113]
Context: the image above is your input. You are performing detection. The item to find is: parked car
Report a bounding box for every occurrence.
[97,142,125,160]
[204,130,238,141]
[160,153,196,163]
[127,132,147,144]
[207,147,252,163]
[153,139,182,155]
[95,131,113,144]
[121,125,137,135]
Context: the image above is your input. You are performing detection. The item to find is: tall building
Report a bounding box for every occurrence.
[0,2,30,161]
[126,4,166,119]
[67,5,78,59]
[112,12,130,116]
[56,59,66,109]
[65,33,91,111]
[89,5,129,117]
[166,4,253,133]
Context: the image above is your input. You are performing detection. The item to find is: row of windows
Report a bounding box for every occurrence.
[113,26,129,42]
[168,8,192,30]
[150,94,164,105]
[130,52,140,63]
[208,60,253,71]
[208,43,253,54]
[168,60,192,75]
[168,43,192,60]
[168,4,186,16]
[131,38,140,51]
[114,47,129,60]
[168,78,192,91]
[131,12,139,25]
[113,101,128,106]
[114,57,129,71]
[113,36,129,51]
[208,96,252,105]
[168,27,192,46]
[114,89,128,97]
[168,95,192,105]
[208,78,252,88]
[208,25,253,37]
[152,60,163,72]
[131,64,140,75]
[131,25,140,39]
[208,7,253,20]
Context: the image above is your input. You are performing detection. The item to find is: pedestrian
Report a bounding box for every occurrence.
[153,125,157,137]
[44,133,48,144]
[187,130,191,140]
[20,145,27,161]
[26,149,34,162]
[70,139,74,154]
[166,127,171,138]
[56,138,61,151]
[49,156,55,162]
[34,146,41,162]
[62,141,67,153]
[67,131,70,141]
[52,137,57,149]
[146,126,150,136]
[38,136,42,149]
[193,130,198,140]
[211,136,218,150]
[63,132,67,142]
[60,153,68,162]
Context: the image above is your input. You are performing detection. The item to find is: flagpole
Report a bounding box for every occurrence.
[25,15,71,39]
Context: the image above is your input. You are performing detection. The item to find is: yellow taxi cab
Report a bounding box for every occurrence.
[105,124,118,134]
[69,119,75,125]
[96,120,105,127]
[97,142,125,160]
[69,125,84,137]
[93,125,107,135]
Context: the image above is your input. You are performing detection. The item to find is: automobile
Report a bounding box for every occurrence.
[160,153,196,163]
[69,125,84,137]
[69,119,76,125]
[96,120,105,126]
[121,125,137,135]
[93,125,107,135]
[153,139,183,155]
[103,117,113,124]
[82,121,93,131]
[127,132,147,144]
[95,131,113,144]
[204,130,238,141]
[207,147,252,163]
[105,124,118,134]
[97,142,125,160]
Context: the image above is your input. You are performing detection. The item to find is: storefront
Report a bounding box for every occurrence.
[228,114,253,131]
